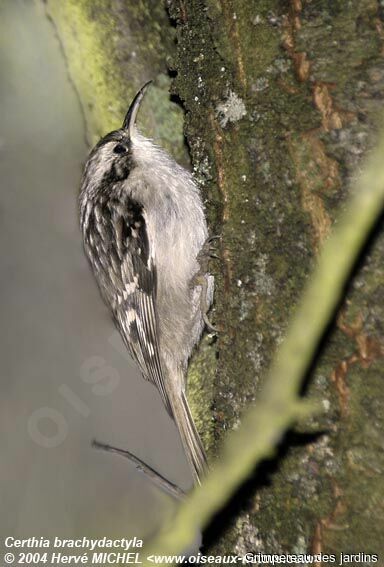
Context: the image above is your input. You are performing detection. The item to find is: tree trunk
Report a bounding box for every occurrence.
[43,0,188,164]
[46,0,384,558]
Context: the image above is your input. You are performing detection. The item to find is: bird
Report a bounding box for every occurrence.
[79,82,214,485]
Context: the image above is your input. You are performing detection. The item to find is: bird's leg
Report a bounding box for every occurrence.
[192,236,221,333]
[196,235,221,272]
[196,274,218,333]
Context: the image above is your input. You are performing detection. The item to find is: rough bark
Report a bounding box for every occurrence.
[169,0,384,556]
[46,0,384,558]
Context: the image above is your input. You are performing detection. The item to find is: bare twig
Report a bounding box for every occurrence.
[92,439,186,501]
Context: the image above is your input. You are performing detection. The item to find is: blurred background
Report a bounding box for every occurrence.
[0,0,190,540]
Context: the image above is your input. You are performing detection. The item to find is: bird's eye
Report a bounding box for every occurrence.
[113,144,128,154]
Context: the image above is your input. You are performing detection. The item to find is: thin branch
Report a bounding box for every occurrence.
[143,134,384,560]
[92,439,186,501]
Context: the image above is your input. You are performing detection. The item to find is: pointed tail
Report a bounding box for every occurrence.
[170,391,208,485]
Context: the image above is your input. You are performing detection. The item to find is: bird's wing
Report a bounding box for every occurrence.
[110,199,173,416]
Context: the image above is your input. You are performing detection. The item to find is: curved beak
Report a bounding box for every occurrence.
[122,80,152,137]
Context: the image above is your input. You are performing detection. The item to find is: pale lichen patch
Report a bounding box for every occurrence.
[216,90,247,128]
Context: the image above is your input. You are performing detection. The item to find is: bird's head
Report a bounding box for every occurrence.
[80,81,153,198]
